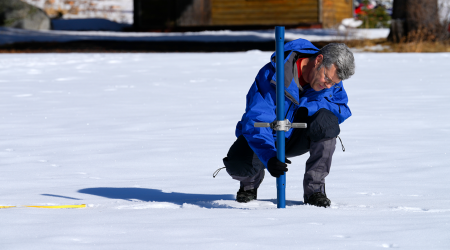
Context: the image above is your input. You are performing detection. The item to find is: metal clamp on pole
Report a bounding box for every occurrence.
[254,120,307,132]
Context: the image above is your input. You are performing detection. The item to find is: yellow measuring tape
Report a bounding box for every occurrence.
[1,204,86,209]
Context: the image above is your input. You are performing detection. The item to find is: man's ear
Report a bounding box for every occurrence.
[315,54,323,66]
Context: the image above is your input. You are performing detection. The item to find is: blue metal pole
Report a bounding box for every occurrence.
[275,26,285,209]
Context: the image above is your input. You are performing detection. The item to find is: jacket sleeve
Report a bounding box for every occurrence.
[239,81,277,168]
[300,82,352,124]
[327,83,352,124]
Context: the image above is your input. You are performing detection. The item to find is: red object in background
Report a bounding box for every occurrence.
[354,2,375,16]
[448,23,450,32]
[354,4,363,15]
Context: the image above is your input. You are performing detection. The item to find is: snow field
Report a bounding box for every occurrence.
[0,51,449,249]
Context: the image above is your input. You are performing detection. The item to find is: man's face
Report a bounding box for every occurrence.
[309,55,341,91]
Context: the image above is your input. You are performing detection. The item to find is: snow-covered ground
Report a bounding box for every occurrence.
[1,51,449,249]
[0,27,390,46]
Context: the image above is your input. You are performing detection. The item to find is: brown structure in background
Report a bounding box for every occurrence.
[133,0,354,31]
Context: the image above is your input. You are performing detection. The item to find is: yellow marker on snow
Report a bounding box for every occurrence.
[0,206,16,209]
[24,204,86,209]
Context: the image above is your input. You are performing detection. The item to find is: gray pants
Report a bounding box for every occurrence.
[228,138,336,198]
[223,108,340,200]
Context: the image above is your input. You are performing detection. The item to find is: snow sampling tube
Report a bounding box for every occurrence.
[275,26,286,209]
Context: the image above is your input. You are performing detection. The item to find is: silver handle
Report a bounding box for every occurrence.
[254,120,307,131]
[254,122,271,127]
[291,123,307,128]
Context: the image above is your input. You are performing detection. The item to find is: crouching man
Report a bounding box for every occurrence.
[223,39,355,207]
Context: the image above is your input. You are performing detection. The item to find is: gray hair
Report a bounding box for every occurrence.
[315,43,355,81]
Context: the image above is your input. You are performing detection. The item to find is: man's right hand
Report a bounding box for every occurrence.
[267,157,291,177]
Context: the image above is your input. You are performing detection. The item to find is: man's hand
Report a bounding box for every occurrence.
[267,157,291,178]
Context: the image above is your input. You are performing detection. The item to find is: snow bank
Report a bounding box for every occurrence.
[0,27,390,46]
[51,18,132,31]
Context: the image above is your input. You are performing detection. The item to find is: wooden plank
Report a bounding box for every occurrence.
[212,1,317,5]
[211,20,317,25]
[211,4,317,10]
[321,0,352,27]
[211,19,317,23]
[211,13,319,18]
[212,4,317,9]
[213,0,316,3]
[212,16,318,21]
[212,4,318,9]
[212,13,319,17]
[211,18,318,23]
[212,13,319,18]
[195,0,329,26]
[211,19,319,25]
[211,0,317,9]
[212,13,318,19]
[212,9,318,14]
[211,0,319,25]
[323,0,352,8]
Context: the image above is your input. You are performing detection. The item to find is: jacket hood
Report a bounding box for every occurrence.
[270,38,320,60]
[269,38,320,105]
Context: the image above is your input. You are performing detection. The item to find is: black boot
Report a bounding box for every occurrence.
[236,187,257,203]
[305,192,331,207]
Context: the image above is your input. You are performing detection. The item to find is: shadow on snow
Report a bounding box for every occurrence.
[41,194,83,200]
[77,187,236,209]
[41,188,304,209]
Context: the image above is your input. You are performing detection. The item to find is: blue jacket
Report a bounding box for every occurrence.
[235,38,351,168]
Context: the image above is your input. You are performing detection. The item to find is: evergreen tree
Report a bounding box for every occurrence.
[357,0,392,28]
